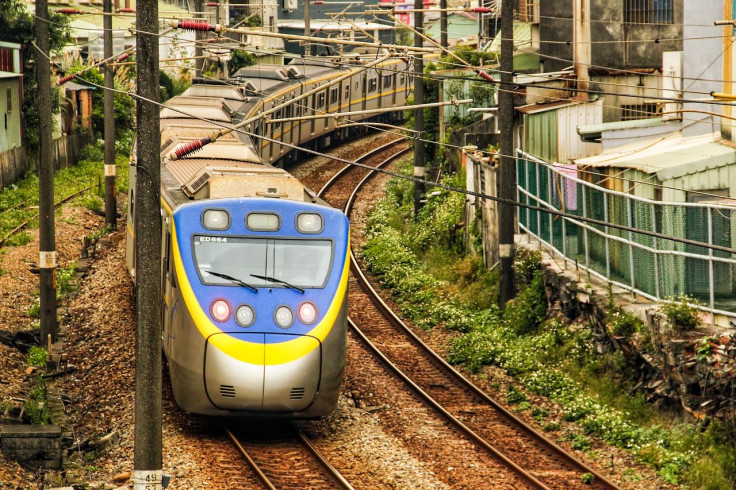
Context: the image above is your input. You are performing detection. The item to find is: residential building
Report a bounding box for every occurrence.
[0,42,22,153]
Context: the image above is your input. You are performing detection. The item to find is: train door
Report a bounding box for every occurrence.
[161,211,174,353]
[361,71,367,113]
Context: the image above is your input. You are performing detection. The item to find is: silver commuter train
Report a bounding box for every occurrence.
[126,52,410,417]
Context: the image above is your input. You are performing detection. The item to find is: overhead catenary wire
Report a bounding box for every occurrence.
[42,13,736,208]
[35,39,736,254]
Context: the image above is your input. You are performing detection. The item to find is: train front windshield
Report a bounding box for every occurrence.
[193,236,333,288]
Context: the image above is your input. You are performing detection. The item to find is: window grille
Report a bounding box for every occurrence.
[624,0,673,24]
[621,103,660,121]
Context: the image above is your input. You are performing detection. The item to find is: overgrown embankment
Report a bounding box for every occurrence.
[359,160,736,489]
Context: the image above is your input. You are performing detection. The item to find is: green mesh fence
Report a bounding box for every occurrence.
[516,152,736,316]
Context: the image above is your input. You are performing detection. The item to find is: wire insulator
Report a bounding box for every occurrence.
[178,20,216,32]
[117,53,131,62]
[205,2,218,5]
[57,74,74,85]
[56,8,84,14]
[475,69,495,82]
[117,7,135,12]
[172,137,212,160]
[469,7,491,13]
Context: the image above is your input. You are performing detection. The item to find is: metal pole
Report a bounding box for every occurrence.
[413,0,425,217]
[35,0,58,349]
[440,0,447,49]
[104,0,117,230]
[305,0,311,56]
[195,0,204,77]
[497,0,515,306]
[134,0,162,488]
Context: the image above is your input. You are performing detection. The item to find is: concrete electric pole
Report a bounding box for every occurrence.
[497,0,516,306]
[134,1,163,488]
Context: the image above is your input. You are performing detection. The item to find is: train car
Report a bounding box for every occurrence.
[126,49,408,417]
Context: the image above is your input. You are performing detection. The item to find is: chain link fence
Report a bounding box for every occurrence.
[517,150,736,320]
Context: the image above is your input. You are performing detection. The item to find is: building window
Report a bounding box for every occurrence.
[518,0,538,23]
[625,0,673,24]
[621,103,660,120]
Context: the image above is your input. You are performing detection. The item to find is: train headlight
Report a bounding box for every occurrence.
[298,302,318,324]
[203,209,230,230]
[235,305,255,327]
[274,306,294,328]
[296,213,323,233]
[211,299,231,322]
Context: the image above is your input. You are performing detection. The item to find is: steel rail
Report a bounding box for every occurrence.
[223,420,353,489]
[318,143,620,489]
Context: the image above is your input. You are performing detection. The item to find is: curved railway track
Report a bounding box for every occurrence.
[317,140,621,490]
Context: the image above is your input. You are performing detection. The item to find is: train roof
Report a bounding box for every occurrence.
[181,84,248,102]
[164,157,308,202]
[160,96,237,123]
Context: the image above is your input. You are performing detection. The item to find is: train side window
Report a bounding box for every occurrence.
[317,92,325,108]
[383,75,392,88]
[399,74,404,85]
[368,78,377,92]
[330,87,338,105]
[129,189,134,221]
[345,85,350,100]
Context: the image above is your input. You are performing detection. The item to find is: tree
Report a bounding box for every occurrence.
[229,50,256,76]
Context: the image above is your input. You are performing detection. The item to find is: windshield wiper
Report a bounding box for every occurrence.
[250,274,305,294]
[205,270,258,292]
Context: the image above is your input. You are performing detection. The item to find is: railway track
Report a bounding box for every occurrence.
[223,420,353,489]
[317,141,621,489]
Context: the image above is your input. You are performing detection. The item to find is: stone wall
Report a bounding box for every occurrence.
[521,234,736,420]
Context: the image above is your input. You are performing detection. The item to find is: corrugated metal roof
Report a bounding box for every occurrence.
[575,132,736,180]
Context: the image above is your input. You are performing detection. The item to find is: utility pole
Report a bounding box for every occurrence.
[134,1,162,488]
[573,0,590,98]
[497,0,515,306]
[35,0,58,349]
[304,0,311,56]
[440,0,448,49]
[104,0,116,229]
[195,0,203,77]
[413,0,425,217]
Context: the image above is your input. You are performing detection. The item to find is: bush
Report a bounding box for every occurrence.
[661,295,700,331]
[608,309,643,337]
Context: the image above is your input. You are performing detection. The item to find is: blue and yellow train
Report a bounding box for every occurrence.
[126,51,409,417]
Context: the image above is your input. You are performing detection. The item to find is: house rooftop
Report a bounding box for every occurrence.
[575,131,736,181]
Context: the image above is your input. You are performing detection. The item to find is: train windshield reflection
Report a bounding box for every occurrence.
[193,236,333,288]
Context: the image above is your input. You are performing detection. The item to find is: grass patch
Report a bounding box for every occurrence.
[0,134,131,248]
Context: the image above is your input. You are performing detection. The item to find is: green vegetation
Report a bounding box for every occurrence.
[661,294,701,332]
[160,70,192,102]
[26,347,50,425]
[0,138,131,248]
[229,50,257,76]
[66,62,136,140]
[361,162,736,487]
[56,262,77,298]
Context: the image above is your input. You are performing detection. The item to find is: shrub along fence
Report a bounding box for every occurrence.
[0,130,94,191]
